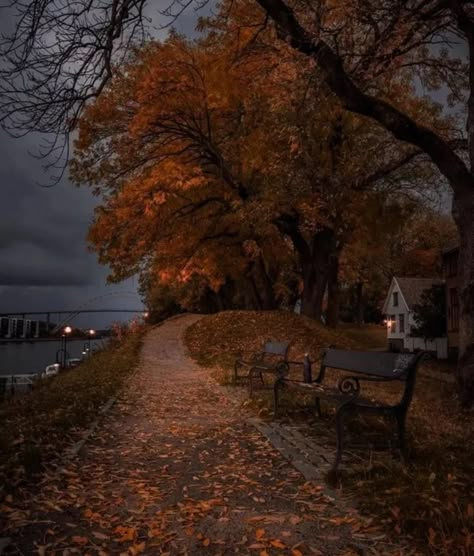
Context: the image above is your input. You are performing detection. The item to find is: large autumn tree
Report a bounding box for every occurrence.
[1,0,473,401]
[70,16,439,322]
[252,0,473,403]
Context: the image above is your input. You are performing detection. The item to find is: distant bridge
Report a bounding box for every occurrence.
[0,309,147,339]
[0,309,145,317]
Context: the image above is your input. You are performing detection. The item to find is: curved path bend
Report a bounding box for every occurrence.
[3,315,403,555]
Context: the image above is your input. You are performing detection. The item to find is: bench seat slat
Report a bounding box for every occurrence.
[322,350,415,379]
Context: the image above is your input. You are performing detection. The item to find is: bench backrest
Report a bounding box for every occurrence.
[321,349,416,379]
[321,348,427,412]
[263,341,289,359]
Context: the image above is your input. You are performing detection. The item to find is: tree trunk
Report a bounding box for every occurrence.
[453,192,474,405]
[300,260,328,320]
[326,251,340,327]
[254,255,278,310]
[247,275,263,310]
[300,228,335,320]
[355,282,365,325]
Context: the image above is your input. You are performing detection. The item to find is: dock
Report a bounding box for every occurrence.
[0,373,39,401]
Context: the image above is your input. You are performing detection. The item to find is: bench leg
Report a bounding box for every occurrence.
[248,368,254,396]
[274,380,281,417]
[249,367,259,396]
[332,403,353,475]
[234,361,249,385]
[233,362,239,384]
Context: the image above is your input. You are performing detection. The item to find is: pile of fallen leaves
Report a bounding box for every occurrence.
[186,311,474,555]
[0,331,143,498]
[185,310,358,370]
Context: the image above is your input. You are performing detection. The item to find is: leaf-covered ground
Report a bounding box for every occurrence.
[185,311,474,556]
[185,310,359,371]
[0,332,143,497]
[2,315,406,555]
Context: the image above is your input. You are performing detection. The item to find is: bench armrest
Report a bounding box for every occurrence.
[235,350,264,363]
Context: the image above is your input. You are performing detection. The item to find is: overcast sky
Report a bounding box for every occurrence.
[0,3,209,328]
[0,3,465,327]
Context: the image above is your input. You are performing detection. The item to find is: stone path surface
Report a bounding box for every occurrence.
[2,316,407,555]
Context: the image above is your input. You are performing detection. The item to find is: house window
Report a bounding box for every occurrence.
[393,292,399,307]
[391,315,397,333]
[399,314,405,334]
[449,288,459,331]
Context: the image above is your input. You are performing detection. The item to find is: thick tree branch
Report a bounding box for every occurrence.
[256,0,474,195]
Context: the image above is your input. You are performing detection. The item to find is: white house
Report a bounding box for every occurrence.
[382,277,447,358]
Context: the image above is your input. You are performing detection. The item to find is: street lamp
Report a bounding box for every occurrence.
[87,329,95,355]
[63,326,72,367]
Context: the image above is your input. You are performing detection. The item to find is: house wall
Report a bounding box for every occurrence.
[443,248,460,353]
[385,280,411,343]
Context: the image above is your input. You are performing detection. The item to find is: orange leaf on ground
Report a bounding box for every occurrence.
[72,536,89,545]
[114,525,136,542]
[130,541,146,555]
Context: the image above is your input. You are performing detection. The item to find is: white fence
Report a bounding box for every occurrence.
[403,337,448,359]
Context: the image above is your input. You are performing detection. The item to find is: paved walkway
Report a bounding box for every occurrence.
[2,316,404,555]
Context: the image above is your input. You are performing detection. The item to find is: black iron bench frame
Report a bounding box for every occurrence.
[233,341,290,394]
[274,348,427,474]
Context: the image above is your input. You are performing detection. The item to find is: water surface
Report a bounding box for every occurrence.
[0,339,105,375]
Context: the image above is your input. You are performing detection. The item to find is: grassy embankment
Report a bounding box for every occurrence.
[0,331,143,498]
[186,310,474,555]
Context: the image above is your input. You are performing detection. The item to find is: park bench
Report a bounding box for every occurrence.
[274,348,427,474]
[233,341,290,394]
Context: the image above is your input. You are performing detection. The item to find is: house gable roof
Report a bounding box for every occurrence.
[382,277,407,314]
[393,277,443,310]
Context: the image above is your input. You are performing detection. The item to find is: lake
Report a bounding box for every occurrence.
[0,339,106,376]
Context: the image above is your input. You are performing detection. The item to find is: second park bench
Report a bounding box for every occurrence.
[273,348,427,474]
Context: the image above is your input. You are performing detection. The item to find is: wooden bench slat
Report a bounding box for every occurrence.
[322,349,416,378]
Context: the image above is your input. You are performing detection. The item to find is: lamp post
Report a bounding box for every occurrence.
[63,326,72,367]
[87,328,95,356]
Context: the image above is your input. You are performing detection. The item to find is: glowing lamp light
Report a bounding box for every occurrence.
[64,326,72,334]
[89,329,96,336]
[144,311,149,318]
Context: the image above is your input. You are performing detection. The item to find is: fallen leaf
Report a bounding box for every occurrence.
[92,532,109,540]
[72,536,89,545]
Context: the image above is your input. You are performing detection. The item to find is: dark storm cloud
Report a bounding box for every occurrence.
[0,2,203,318]
[0,129,99,286]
